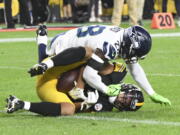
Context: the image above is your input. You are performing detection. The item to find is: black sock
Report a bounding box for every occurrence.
[29,102,61,116]
[51,47,86,66]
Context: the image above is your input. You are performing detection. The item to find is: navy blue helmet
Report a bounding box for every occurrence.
[120,26,152,60]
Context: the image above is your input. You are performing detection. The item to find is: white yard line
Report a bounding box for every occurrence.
[0,33,180,43]
[151,33,180,37]
[0,66,28,70]
[0,37,52,43]
[0,110,180,127]
[62,115,180,127]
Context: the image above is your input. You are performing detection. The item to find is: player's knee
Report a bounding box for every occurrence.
[60,103,75,116]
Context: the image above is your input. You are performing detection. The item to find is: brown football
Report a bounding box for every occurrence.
[57,68,81,93]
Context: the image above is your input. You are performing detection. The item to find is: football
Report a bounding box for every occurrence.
[57,67,81,92]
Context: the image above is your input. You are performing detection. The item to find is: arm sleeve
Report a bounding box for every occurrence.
[83,65,108,94]
[126,62,155,95]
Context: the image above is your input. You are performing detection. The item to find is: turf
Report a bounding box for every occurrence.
[0,22,180,135]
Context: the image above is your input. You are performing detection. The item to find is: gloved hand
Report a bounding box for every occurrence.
[106,84,121,96]
[68,87,87,100]
[81,90,99,110]
[150,93,171,105]
[28,63,48,77]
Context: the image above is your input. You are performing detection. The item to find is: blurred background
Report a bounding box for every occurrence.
[0,0,179,28]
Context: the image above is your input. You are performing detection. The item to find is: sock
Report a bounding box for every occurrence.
[23,101,31,110]
[37,35,47,45]
[51,47,86,66]
[29,102,61,116]
[38,44,48,63]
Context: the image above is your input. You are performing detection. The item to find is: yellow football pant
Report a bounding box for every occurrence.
[36,61,85,104]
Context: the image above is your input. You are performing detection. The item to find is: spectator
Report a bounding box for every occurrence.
[137,0,145,26]
[62,0,72,22]
[112,0,138,26]
[4,0,31,28]
[48,0,61,23]
[174,0,180,27]
[71,0,89,23]
[88,0,102,22]
[30,0,49,25]
[143,0,155,19]
[162,0,168,12]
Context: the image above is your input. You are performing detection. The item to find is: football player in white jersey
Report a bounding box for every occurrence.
[28,25,171,105]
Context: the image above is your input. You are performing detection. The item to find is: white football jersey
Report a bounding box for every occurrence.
[46,25,124,60]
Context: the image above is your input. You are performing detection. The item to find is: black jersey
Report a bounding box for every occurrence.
[86,62,127,112]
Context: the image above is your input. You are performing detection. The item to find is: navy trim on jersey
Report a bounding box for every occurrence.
[49,32,66,47]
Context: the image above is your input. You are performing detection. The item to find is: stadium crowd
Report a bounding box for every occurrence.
[0,0,179,28]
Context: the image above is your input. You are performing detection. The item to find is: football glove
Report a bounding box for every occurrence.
[68,87,87,100]
[80,90,99,110]
[28,63,48,77]
[150,93,171,106]
[106,84,121,96]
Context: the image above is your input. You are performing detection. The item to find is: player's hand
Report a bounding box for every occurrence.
[150,93,171,106]
[28,63,48,77]
[68,87,87,100]
[81,90,99,110]
[106,84,121,96]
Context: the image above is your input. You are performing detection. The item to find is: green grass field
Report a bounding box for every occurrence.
[0,22,180,135]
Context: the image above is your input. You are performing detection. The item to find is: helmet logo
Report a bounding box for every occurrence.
[94,103,103,111]
[103,42,117,59]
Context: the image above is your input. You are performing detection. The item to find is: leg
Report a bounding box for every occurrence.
[50,46,92,66]
[111,0,124,26]
[28,45,99,77]
[127,0,138,25]
[162,0,167,12]
[136,0,145,25]
[94,0,99,18]
[36,25,48,63]
[174,0,180,17]
[4,0,15,28]
[18,0,31,25]
[30,0,40,25]
[6,95,75,116]
[36,74,76,115]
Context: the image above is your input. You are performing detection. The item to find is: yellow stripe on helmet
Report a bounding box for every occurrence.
[135,102,144,106]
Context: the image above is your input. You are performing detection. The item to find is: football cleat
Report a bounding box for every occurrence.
[28,63,48,77]
[36,25,47,36]
[6,95,24,113]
